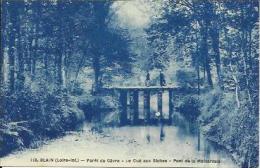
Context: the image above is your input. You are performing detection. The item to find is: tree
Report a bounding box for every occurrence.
[84,1,135,90]
[7,0,19,92]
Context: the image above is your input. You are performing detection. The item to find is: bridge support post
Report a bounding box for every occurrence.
[133,90,139,124]
[144,90,150,124]
[119,90,127,126]
[169,89,174,125]
[158,91,163,121]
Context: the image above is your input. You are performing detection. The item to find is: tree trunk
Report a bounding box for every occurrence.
[195,24,200,95]
[241,30,252,105]
[44,52,48,81]
[70,50,86,92]
[31,19,40,81]
[56,1,63,87]
[17,13,25,90]
[31,2,41,81]
[229,62,240,108]
[64,25,74,87]
[8,43,15,92]
[200,24,213,88]
[210,27,222,88]
[0,0,7,87]
[93,55,101,91]
[26,36,33,77]
[197,62,200,95]
[8,2,18,92]
[57,48,63,86]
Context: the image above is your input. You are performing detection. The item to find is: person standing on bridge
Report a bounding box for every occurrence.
[159,70,166,86]
[145,71,151,87]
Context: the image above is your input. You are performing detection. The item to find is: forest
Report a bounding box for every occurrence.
[0,0,259,168]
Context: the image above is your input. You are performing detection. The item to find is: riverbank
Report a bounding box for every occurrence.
[199,89,258,168]
[0,89,85,157]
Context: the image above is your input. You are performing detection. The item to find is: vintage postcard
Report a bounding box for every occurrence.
[0,0,259,167]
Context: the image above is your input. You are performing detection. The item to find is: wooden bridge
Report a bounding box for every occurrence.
[102,86,199,126]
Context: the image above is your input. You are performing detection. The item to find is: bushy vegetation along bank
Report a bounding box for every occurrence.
[78,94,119,127]
[173,87,258,167]
[0,88,85,157]
[199,89,258,168]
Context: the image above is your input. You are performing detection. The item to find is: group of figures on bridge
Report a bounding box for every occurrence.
[145,71,166,87]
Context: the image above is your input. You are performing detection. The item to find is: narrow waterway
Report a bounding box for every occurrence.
[1,92,237,167]
[1,120,237,167]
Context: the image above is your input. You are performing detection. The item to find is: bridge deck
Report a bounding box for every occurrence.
[105,86,177,89]
[102,86,199,93]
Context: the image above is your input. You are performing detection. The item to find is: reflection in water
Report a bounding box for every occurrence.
[114,111,237,167]
[105,124,236,168]
[146,134,150,143]
[204,141,211,160]
[197,123,201,151]
[160,123,165,142]
[146,126,151,143]
[145,122,165,143]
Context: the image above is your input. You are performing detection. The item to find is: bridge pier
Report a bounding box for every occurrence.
[119,90,127,126]
[144,90,151,124]
[116,87,177,126]
[157,91,163,121]
[133,90,139,124]
[129,91,134,124]
[169,89,174,125]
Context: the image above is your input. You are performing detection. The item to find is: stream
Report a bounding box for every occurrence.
[1,93,238,167]
[1,118,237,167]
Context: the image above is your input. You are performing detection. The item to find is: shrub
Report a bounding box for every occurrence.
[0,120,33,156]
[176,69,197,88]
[178,95,200,122]
[0,89,85,157]
[3,89,42,121]
[78,95,118,123]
